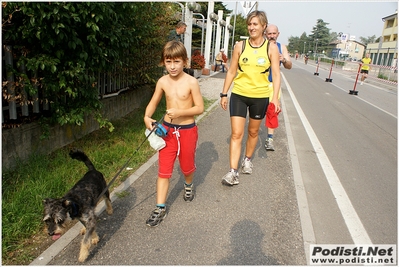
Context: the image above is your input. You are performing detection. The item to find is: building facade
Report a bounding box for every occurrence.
[330,39,365,61]
[366,11,398,66]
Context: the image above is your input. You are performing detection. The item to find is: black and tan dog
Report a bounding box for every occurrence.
[43,148,113,262]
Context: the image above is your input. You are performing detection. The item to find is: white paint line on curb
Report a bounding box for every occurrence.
[280,72,316,265]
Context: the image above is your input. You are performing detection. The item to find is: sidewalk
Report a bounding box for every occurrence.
[31,72,307,265]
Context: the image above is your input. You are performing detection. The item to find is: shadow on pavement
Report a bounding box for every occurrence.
[217,219,279,265]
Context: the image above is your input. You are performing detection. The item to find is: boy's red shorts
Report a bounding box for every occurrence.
[158,121,198,178]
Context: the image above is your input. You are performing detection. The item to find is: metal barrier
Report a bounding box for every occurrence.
[325,60,334,82]
[2,45,161,127]
[312,58,397,95]
[342,61,397,95]
[341,60,398,86]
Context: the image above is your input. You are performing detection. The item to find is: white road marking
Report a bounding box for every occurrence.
[281,72,373,245]
[326,82,397,119]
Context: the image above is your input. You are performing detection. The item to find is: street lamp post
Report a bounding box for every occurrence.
[193,13,205,55]
[225,23,233,52]
[172,1,185,22]
[204,2,215,70]
[183,2,200,61]
[314,38,318,60]
[220,19,226,47]
[230,2,237,59]
[209,12,218,62]
[303,41,306,55]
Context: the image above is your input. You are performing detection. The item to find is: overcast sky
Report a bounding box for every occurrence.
[222,1,398,45]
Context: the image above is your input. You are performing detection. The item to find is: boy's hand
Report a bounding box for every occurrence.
[144,116,156,130]
[166,108,179,120]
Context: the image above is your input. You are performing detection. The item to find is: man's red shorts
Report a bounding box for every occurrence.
[158,121,198,178]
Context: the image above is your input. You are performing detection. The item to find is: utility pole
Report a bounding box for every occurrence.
[230,1,237,59]
[204,1,215,70]
[184,3,193,61]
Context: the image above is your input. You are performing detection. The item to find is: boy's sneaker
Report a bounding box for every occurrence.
[183,183,195,202]
[265,138,275,151]
[222,171,239,186]
[241,158,253,174]
[146,207,167,227]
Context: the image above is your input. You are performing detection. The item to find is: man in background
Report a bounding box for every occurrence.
[167,21,193,76]
[215,48,229,71]
[264,24,292,151]
[168,21,187,43]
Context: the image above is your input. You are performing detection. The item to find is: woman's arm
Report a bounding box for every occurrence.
[220,41,242,111]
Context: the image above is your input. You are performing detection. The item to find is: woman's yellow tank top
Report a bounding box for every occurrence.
[232,38,271,98]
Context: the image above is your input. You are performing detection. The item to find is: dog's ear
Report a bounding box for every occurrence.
[43,214,51,222]
[43,198,53,206]
[62,199,72,208]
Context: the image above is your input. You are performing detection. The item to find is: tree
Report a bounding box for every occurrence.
[359,35,377,45]
[2,2,173,133]
[288,32,309,55]
[287,19,380,57]
[308,19,331,55]
[196,1,232,18]
[231,14,248,43]
[287,36,301,54]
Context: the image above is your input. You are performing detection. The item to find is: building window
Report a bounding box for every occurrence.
[386,19,394,28]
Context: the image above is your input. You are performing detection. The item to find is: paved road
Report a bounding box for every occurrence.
[31,61,397,265]
[286,59,397,247]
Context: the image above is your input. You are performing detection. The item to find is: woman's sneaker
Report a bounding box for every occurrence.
[222,171,239,186]
[146,207,167,227]
[241,158,253,174]
[183,183,195,202]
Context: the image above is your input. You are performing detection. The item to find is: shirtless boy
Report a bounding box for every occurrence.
[143,41,204,227]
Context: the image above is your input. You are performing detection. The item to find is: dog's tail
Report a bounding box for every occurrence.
[69,148,95,171]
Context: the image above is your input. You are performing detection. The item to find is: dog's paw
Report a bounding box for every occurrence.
[106,207,113,215]
[92,236,99,245]
[80,227,86,235]
[78,253,88,263]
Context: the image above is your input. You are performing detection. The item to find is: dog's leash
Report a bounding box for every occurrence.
[95,114,170,203]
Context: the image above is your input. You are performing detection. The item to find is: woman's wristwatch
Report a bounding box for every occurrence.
[220,93,228,98]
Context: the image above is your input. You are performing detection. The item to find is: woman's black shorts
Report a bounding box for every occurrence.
[229,92,268,120]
